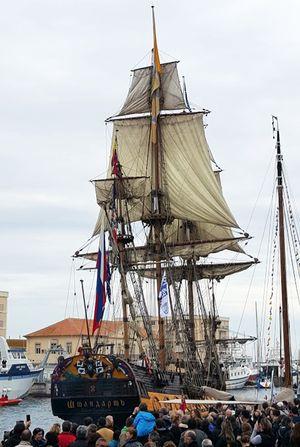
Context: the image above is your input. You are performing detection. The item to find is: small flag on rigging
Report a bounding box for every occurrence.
[111,136,120,176]
[159,272,170,318]
[93,232,110,334]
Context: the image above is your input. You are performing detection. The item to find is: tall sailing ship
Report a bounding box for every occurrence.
[51,9,257,424]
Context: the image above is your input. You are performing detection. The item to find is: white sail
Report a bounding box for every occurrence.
[118,62,186,117]
[93,113,239,235]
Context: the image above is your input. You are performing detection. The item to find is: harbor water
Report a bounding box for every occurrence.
[0,387,281,438]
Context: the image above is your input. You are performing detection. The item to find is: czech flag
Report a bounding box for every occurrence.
[92,232,107,334]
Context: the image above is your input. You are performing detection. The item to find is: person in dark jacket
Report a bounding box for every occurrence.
[124,428,143,447]
[69,426,88,447]
[182,431,197,447]
[169,415,181,447]
[45,432,59,447]
[31,429,46,447]
[4,423,26,447]
[277,416,292,447]
[178,419,207,447]
[215,420,239,447]
[155,420,174,447]
[249,418,276,446]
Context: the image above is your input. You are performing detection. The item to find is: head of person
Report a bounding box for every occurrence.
[32,428,44,442]
[183,431,196,446]
[49,424,61,435]
[71,423,78,436]
[201,441,212,447]
[87,424,98,437]
[258,418,272,435]
[21,430,32,443]
[171,414,181,426]
[163,443,176,447]
[240,434,250,447]
[241,410,251,423]
[84,417,94,427]
[225,408,232,418]
[105,416,113,429]
[95,437,108,447]
[76,426,87,441]
[139,402,148,412]
[291,406,299,416]
[125,417,134,428]
[187,419,196,430]
[14,422,26,436]
[270,408,280,420]
[241,422,252,434]
[97,418,106,429]
[125,428,137,442]
[45,431,58,446]
[62,421,72,433]
[156,419,166,431]
[148,432,160,447]
[87,433,100,447]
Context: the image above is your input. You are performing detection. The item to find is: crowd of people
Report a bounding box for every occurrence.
[2,399,300,447]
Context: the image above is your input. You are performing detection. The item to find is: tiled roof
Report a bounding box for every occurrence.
[24,318,123,338]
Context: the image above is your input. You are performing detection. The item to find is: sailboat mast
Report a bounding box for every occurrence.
[187,262,195,346]
[151,6,165,369]
[112,136,130,360]
[255,301,260,367]
[274,116,291,387]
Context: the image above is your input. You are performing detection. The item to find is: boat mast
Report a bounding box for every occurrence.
[255,301,260,368]
[151,6,165,369]
[80,279,92,350]
[273,116,291,387]
[113,137,130,361]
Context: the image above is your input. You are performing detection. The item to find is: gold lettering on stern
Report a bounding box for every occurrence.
[113,400,119,407]
[67,400,75,409]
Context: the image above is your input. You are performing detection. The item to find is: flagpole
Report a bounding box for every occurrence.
[80,279,92,350]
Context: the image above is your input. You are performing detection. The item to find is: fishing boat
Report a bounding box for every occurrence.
[0,337,43,399]
[51,9,257,424]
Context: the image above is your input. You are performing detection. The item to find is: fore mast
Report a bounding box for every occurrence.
[273,116,292,387]
[150,6,166,369]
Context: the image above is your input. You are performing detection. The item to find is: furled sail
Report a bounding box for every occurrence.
[93,113,239,235]
[118,62,186,117]
[77,235,248,266]
[93,176,151,204]
[137,261,257,281]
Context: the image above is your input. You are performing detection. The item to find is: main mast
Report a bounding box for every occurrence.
[274,116,291,387]
[150,7,165,369]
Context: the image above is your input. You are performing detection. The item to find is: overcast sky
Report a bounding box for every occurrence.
[1,0,300,358]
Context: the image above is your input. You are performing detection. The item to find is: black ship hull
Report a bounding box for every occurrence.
[51,354,184,425]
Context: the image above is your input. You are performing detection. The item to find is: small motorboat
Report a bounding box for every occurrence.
[0,396,22,406]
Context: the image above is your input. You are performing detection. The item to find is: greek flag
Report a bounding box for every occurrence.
[159,272,170,318]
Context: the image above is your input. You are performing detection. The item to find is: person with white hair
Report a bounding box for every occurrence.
[202,440,213,447]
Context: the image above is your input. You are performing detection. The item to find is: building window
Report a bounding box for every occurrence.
[66,342,72,354]
[50,339,58,351]
[35,343,41,354]
[0,303,4,311]
[0,320,3,328]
